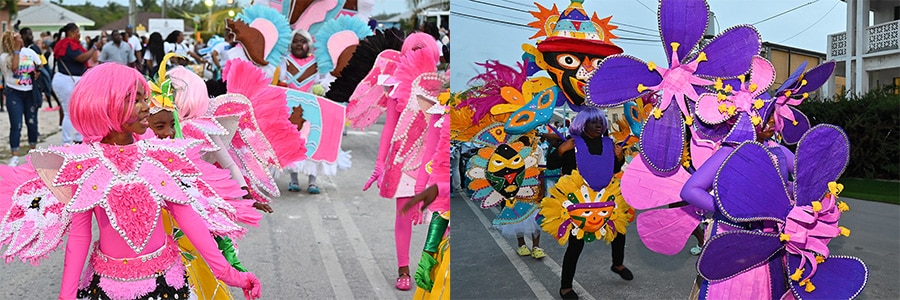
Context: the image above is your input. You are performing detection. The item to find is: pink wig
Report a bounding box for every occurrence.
[401,32,440,63]
[167,66,210,121]
[70,63,150,143]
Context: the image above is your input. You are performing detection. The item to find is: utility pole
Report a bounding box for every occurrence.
[129,0,137,27]
[163,0,167,19]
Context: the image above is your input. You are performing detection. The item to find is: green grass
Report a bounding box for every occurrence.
[839,178,900,204]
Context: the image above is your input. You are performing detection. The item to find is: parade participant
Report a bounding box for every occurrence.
[53,23,99,146]
[0,62,261,299]
[547,107,630,299]
[1,30,42,166]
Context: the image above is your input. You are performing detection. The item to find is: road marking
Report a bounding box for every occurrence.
[486,207,597,300]
[329,192,398,300]
[462,193,555,299]
[306,198,354,299]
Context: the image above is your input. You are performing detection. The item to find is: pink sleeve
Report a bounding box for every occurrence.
[374,98,401,169]
[59,212,93,299]
[167,201,252,288]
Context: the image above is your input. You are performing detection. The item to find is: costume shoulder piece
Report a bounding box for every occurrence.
[284,87,346,163]
[540,171,633,245]
[226,5,292,67]
[465,123,541,208]
[329,27,405,104]
[0,140,246,260]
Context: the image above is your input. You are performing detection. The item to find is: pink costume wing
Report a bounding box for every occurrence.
[0,161,71,264]
[346,49,401,129]
[211,94,281,198]
[620,154,692,210]
[187,147,261,228]
[181,117,230,153]
[224,59,307,167]
[636,206,703,255]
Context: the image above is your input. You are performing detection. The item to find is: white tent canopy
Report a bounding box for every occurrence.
[16,2,94,28]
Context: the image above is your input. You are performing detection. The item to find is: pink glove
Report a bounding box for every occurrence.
[362,163,384,191]
[218,270,261,299]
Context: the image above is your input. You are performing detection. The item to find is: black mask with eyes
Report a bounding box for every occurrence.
[541,51,606,107]
[485,144,526,199]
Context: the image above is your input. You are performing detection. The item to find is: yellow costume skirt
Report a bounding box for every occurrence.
[162,209,235,300]
[413,236,450,300]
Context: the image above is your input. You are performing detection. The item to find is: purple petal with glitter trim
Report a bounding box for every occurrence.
[793,125,849,206]
[781,107,810,145]
[693,120,730,141]
[787,255,867,299]
[659,0,708,64]
[588,55,662,107]
[716,143,792,222]
[636,206,702,255]
[796,61,836,94]
[698,231,783,281]
[639,105,685,172]
[695,25,761,78]
[723,113,756,145]
[776,61,808,94]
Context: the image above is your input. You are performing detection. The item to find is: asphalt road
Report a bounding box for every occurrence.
[451,189,900,299]
[0,122,427,299]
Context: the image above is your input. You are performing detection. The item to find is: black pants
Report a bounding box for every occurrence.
[560,233,626,289]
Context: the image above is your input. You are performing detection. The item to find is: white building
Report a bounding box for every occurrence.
[826,0,900,96]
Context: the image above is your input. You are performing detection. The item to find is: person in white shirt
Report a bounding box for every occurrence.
[164,30,204,65]
[99,30,136,66]
[125,25,143,70]
[0,30,43,165]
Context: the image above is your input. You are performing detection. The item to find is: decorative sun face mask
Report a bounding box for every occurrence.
[524,0,622,109]
[485,144,526,199]
[540,170,632,245]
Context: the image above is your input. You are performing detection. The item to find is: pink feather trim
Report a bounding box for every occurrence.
[224,199,262,227]
[458,60,527,124]
[0,162,40,216]
[224,59,307,167]
[388,47,439,111]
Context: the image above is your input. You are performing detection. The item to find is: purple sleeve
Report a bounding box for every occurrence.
[680,146,733,212]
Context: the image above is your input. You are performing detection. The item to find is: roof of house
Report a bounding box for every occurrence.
[16,2,94,27]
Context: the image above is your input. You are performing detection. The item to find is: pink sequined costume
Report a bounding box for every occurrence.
[349,33,440,278]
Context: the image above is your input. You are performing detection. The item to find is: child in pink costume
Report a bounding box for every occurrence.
[0,63,261,300]
[359,33,441,291]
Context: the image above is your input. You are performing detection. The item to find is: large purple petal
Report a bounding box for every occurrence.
[793,124,849,206]
[639,105,685,172]
[587,55,662,107]
[722,113,756,145]
[636,206,702,255]
[659,0,708,64]
[787,255,867,299]
[693,120,730,141]
[715,142,792,222]
[698,230,784,281]
[795,61,836,94]
[695,25,761,79]
[776,61,808,94]
[781,107,810,145]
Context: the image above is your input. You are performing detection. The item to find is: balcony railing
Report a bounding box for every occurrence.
[828,19,900,58]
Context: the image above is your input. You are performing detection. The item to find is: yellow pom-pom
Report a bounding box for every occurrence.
[753,99,764,109]
[670,42,680,53]
[685,115,694,125]
[718,104,728,113]
[653,108,662,119]
[717,93,727,101]
[311,84,326,96]
[837,201,850,212]
[802,92,809,99]
[790,268,804,281]
[811,201,822,212]
[647,61,657,71]
[638,84,648,93]
[780,233,791,242]
[749,83,758,92]
[816,255,826,264]
[803,280,816,292]
[737,75,746,83]
[801,79,808,86]
[784,90,792,97]
[828,182,844,196]
[727,106,737,116]
[792,120,799,126]
[751,115,762,126]
[714,78,724,91]
[696,52,707,63]
[839,226,851,237]
[724,84,733,93]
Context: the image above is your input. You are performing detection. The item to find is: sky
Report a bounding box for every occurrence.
[57,0,411,15]
[450,0,848,91]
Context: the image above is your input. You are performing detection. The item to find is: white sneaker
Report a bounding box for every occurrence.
[8,156,19,166]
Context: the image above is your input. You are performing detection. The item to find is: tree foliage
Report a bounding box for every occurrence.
[798,87,900,180]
